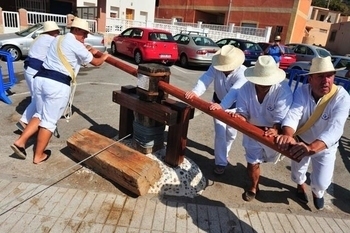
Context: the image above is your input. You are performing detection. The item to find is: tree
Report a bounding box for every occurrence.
[312,0,349,15]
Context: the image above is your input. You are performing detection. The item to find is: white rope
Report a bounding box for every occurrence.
[63,83,77,122]
[0,133,131,215]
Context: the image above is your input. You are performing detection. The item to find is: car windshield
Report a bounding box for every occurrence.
[15,23,43,37]
[148,32,174,42]
[192,36,216,46]
[284,47,295,54]
[316,48,331,57]
[245,42,262,51]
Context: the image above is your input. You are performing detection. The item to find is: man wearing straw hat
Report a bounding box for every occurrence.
[231,55,293,201]
[276,56,350,210]
[11,17,108,164]
[16,21,60,134]
[185,45,247,175]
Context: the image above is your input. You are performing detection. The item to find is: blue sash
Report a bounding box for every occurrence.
[24,57,43,71]
[34,67,71,86]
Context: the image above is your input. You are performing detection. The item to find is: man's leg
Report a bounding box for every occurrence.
[243,163,260,201]
[33,127,52,164]
[14,117,40,147]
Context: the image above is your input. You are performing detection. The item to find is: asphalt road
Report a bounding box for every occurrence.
[0,54,349,220]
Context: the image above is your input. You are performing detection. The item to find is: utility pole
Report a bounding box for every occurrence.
[327,0,331,9]
[227,0,232,26]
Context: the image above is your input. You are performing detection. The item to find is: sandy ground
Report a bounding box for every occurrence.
[0,56,349,220]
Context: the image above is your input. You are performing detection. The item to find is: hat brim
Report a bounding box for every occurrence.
[244,67,286,85]
[211,53,244,71]
[301,67,346,75]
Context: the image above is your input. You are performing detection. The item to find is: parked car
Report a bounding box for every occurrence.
[287,55,350,78]
[110,27,178,65]
[173,31,219,67]
[257,42,297,70]
[285,43,331,62]
[216,38,263,66]
[0,23,107,61]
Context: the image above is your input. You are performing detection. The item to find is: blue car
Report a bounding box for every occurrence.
[216,38,263,67]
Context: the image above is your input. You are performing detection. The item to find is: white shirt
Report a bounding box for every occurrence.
[43,33,93,77]
[192,65,247,109]
[28,34,55,61]
[236,81,293,127]
[282,84,350,148]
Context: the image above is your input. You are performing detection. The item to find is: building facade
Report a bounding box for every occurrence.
[155,0,312,44]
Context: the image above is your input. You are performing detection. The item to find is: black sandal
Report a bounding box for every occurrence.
[243,190,257,202]
[11,144,27,159]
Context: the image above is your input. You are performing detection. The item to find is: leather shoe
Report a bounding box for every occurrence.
[313,196,324,210]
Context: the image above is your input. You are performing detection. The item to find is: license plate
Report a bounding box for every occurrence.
[160,54,171,58]
[284,57,291,59]
[251,61,256,65]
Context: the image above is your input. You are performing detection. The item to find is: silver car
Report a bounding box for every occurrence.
[173,32,220,67]
[287,55,350,78]
[0,23,106,61]
[286,43,331,62]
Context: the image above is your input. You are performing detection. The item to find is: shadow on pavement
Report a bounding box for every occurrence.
[158,190,259,233]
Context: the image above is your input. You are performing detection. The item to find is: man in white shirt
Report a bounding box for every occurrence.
[231,55,293,201]
[276,56,350,210]
[17,21,60,132]
[185,45,247,175]
[11,17,109,164]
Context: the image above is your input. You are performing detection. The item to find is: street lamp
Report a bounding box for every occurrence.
[227,0,232,26]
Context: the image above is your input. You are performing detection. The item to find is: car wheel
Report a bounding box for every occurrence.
[134,50,142,64]
[2,45,21,61]
[111,42,118,55]
[180,54,188,67]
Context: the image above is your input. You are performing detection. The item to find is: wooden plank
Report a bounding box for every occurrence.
[67,129,162,196]
[162,99,194,166]
[112,90,178,126]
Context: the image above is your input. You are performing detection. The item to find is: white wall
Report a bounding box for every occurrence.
[76,0,155,22]
[106,0,155,22]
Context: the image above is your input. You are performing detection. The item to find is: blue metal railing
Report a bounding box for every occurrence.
[285,69,350,94]
[0,51,17,104]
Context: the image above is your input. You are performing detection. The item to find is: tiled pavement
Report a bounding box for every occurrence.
[0,179,349,233]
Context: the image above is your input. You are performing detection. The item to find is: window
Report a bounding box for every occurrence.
[77,7,97,19]
[329,30,337,42]
[110,6,120,19]
[241,22,257,28]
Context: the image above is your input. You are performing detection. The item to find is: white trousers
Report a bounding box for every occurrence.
[20,67,38,124]
[243,135,280,164]
[291,146,337,198]
[32,76,70,132]
[213,118,237,166]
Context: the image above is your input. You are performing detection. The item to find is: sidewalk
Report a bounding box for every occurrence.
[1,61,350,232]
[0,178,349,232]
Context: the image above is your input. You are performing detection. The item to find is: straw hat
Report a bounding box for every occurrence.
[71,17,90,32]
[244,55,286,86]
[212,45,245,71]
[304,56,345,75]
[274,35,281,41]
[42,21,60,33]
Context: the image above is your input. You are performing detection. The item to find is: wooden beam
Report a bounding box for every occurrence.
[67,129,162,196]
[112,90,178,126]
[158,81,300,162]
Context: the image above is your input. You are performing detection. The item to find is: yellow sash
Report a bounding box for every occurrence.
[294,84,337,136]
[57,35,76,83]
[57,35,77,121]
